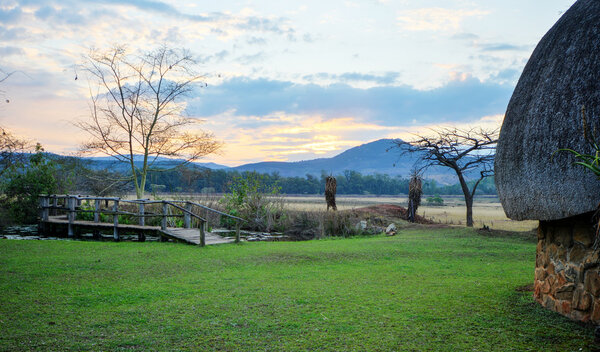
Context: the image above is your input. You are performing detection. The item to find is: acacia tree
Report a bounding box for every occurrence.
[76,45,221,198]
[394,127,498,227]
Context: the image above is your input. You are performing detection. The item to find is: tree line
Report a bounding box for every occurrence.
[143,166,498,196]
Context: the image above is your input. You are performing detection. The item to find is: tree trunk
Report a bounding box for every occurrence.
[456,170,474,227]
[465,195,474,227]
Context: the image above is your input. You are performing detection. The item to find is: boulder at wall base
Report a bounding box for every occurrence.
[495,0,600,221]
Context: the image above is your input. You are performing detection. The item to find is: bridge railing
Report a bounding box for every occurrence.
[38,195,245,246]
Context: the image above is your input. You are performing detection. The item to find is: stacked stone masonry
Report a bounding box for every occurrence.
[534,212,600,324]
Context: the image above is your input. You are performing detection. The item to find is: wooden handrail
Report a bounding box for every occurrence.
[38,194,245,244]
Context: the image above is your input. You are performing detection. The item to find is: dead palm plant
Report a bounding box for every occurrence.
[408,170,422,223]
[325,176,337,211]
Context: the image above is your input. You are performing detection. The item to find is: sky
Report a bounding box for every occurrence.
[0,0,577,167]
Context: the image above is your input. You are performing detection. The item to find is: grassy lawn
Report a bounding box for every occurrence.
[0,227,596,351]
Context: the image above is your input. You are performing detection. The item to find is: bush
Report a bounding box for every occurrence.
[285,210,376,240]
[426,194,444,206]
[1,145,59,224]
[220,172,287,232]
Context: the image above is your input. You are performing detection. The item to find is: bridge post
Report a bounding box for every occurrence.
[40,196,49,222]
[67,196,75,237]
[94,199,100,223]
[92,199,101,239]
[199,219,206,247]
[52,195,58,216]
[235,221,241,243]
[112,199,119,241]
[161,202,168,231]
[138,202,145,226]
[38,196,48,236]
[184,202,192,229]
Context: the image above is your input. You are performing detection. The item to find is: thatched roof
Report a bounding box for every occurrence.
[495,0,600,221]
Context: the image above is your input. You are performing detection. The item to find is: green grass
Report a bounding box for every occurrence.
[0,228,596,351]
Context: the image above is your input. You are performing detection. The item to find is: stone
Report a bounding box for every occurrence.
[554,226,573,248]
[356,220,367,231]
[584,270,600,297]
[556,245,568,262]
[564,265,580,283]
[546,244,558,260]
[556,299,572,315]
[584,251,599,266]
[556,272,567,287]
[534,280,542,300]
[385,223,396,235]
[541,279,552,295]
[568,243,588,264]
[535,267,548,281]
[555,283,575,300]
[495,0,600,221]
[573,223,594,247]
[573,289,592,311]
[542,295,556,310]
[592,301,600,322]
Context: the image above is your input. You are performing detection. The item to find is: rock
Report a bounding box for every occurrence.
[573,223,595,247]
[554,283,575,300]
[568,244,588,264]
[385,223,396,235]
[592,301,600,322]
[535,267,548,281]
[572,289,593,311]
[356,220,367,231]
[584,270,600,296]
[495,0,600,221]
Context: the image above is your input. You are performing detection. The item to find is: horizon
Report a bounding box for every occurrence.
[0,0,575,166]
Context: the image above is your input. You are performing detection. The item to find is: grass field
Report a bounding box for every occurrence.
[280,195,538,232]
[1,227,596,351]
[174,193,538,232]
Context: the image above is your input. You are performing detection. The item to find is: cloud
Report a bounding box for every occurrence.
[0,46,25,57]
[235,52,266,64]
[303,72,401,85]
[246,36,267,45]
[397,8,489,32]
[188,76,513,128]
[451,32,479,41]
[480,43,530,52]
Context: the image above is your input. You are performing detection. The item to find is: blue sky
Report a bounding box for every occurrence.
[0,0,576,166]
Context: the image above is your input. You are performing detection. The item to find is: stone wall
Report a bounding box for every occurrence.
[534,212,600,324]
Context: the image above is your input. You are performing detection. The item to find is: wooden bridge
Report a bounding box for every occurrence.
[38,195,245,246]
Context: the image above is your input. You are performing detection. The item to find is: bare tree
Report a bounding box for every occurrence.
[394,127,498,227]
[0,69,30,176]
[0,126,29,177]
[76,45,221,198]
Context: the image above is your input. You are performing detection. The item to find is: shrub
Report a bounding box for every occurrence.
[220,172,287,232]
[426,194,444,206]
[0,144,59,224]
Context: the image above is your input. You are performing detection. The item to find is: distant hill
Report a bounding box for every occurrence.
[231,139,458,182]
[84,156,229,172]
[75,139,467,183]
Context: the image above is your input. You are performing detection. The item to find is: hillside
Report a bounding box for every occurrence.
[75,139,462,182]
[232,139,456,181]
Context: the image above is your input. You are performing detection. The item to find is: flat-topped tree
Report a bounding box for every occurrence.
[76,45,221,199]
[394,127,498,227]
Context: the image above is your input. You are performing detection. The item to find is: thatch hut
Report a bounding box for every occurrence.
[495,0,600,324]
